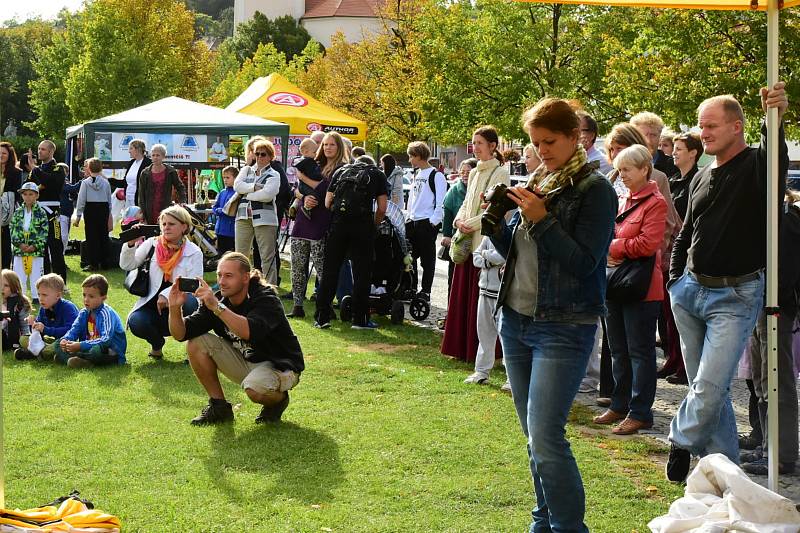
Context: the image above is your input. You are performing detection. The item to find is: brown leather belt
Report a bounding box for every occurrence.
[691,270,762,288]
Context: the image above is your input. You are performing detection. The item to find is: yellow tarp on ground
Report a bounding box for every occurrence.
[226,73,367,142]
[514,0,800,10]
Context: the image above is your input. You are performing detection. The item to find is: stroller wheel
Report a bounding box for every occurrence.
[339,295,353,322]
[390,300,405,325]
[408,298,430,321]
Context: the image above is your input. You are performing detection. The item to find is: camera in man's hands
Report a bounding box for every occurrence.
[177,278,200,293]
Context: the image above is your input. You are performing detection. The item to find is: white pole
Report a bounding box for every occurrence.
[765,0,780,492]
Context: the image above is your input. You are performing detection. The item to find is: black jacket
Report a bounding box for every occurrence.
[779,201,800,318]
[29,160,65,204]
[668,165,698,221]
[109,156,152,206]
[137,163,186,224]
[654,149,678,178]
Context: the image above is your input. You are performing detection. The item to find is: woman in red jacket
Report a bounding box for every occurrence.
[593,144,667,435]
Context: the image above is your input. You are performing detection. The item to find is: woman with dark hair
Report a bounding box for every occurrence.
[441,158,478,295]
[655,132,703,386]
[287,132,348,318]
[495,98,617,532]
[441,126,509,361]
[1,141,22,269]
[380,154,404,207]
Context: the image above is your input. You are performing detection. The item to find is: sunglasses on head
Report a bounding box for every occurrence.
[255,151,268,157]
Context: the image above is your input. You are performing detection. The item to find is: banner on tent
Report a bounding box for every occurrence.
[97,132,230,164]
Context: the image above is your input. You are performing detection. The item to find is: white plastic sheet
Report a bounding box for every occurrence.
[648,454,800,533]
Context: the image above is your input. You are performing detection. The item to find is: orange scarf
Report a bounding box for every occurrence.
[155,236,185,282]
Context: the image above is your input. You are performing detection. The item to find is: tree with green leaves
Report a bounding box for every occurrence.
[224,13,312,64]
[208,40,322,108]
[28,0,216,138]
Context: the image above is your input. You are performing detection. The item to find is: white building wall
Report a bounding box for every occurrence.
[301,17,384,47]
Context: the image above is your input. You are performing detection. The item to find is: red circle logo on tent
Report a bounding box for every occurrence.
[307,122,322,132]
[268,92,308,107]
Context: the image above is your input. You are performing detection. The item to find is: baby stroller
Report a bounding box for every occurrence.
[338,218,431,325]
[182,204,219,272]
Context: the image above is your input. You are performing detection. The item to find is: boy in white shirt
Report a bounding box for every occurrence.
[405,141,447,301]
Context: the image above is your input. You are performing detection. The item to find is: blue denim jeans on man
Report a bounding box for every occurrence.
[605,299,661,424]
[500,306,596,533]
[668,270,763,461]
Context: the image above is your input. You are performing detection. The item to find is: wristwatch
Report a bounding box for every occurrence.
[213,302,227,317]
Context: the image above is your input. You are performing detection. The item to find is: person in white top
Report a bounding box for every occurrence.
[405,141,447,300]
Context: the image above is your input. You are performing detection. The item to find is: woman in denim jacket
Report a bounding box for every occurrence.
[492,98,617,533]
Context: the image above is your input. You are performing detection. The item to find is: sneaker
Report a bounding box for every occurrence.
[67,357,93,369]
[351,320,378,330]
[190,399,234,426]
[255,392,290,424]
[665,444,691,482]
[500,381,512,393]
[666,372,688,385]
[738,433,762,450]
[463,372,489,385]
[314,320,331,329]
[741,457,795,476]
[14,348,35,361]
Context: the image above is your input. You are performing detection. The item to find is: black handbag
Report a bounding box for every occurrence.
[124,245,156,297]
[605,200,656,303]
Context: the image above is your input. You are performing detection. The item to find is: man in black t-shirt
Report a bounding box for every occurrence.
[168,252,304,425]
[314,156,388,330]
[28,140,67,283]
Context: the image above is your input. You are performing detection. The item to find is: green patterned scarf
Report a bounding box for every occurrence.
[526,144,588,194]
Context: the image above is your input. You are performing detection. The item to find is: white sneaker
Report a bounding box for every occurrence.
[501,381,512,393]
[464,372,489,385]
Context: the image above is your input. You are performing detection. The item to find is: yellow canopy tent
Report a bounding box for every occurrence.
[226,73,367,142]
[515,0,796,490]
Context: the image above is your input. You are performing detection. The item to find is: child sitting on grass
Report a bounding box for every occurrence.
[55,274,127,369]
[16,273,79,361]
[10,182,48,304]
[211,166,237,255]
[288,138,323,220]
[2,269,31,350]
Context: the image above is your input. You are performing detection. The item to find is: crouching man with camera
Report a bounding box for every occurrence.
[169,251,305,426]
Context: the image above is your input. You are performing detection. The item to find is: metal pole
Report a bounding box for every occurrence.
[765,0,780,492]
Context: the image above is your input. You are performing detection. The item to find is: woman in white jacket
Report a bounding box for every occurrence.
[233,138,281,284]
[120,205,203,360]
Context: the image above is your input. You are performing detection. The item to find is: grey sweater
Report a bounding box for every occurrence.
[76,175,112,218]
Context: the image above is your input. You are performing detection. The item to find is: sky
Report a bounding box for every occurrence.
[5,0,84,22]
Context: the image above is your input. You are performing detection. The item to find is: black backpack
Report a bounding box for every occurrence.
[331,163,375,220]
[270,160,292,214]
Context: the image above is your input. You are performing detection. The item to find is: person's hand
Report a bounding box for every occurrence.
[32,322,45,333]
[195,278,219,313]
[761,81,788,121]
[456,220,475,235]
[156,295,169,315]
[73,217,80,227]
[607,257,623,268]
[441,237,451,247]
[167,279,186,309]
[479,191,489,210]
[508,186,547,223]
[126,223,142,247]
[26,315,35,326]
[304,195,318,210]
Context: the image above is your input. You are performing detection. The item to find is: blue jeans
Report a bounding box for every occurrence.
[605,299,660,424]
[668,270,764,461]
[128,295,198,351]
[499,306,596,533]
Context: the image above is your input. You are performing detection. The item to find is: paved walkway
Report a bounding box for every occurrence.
[415,256,800,504]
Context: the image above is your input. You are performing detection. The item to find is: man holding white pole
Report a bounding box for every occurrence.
[665,82,789,483]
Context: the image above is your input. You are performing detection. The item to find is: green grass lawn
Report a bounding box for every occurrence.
[2,237,683,532]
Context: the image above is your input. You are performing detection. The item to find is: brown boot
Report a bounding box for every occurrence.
[612,417,653,435]
[592,409,626,425]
